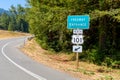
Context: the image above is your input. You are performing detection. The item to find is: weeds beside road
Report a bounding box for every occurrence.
[21,39,120,80]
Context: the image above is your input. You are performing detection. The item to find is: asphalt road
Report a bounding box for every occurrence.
[0,37,79,80]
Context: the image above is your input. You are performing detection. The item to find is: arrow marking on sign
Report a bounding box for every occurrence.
[75,47,80,51]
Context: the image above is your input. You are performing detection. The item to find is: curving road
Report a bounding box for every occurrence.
[0,37,79,80]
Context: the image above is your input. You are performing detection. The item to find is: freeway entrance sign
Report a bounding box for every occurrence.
[67,15,90,29]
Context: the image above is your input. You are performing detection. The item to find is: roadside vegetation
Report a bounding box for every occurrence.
[0,0,120,80]
[27,0,120,69]
[0,5,29,32]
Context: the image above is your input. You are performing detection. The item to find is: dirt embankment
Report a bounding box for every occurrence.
[21,39,120,80]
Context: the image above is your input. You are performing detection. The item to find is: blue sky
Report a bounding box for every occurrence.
[0,0,27,10]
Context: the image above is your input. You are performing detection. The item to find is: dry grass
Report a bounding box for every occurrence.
[0,30,30,39]
[0,30,119,80]
[21,39,120,80]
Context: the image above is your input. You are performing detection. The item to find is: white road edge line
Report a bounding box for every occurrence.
[1,41,47,80]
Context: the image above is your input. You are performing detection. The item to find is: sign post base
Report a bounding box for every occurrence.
[76,52,79,69]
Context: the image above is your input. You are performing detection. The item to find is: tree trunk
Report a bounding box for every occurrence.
[99,16,107,53]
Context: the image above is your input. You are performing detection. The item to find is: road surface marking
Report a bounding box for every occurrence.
[1,40,47,80]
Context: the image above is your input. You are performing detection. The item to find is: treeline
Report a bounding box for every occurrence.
[26,0,120,67]
[1,0,119,67]
[0,5,29,32]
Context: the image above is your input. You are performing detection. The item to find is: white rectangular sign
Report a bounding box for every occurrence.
[72,35,84,44]
[73,29,83,34]
[73,45,82,53]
